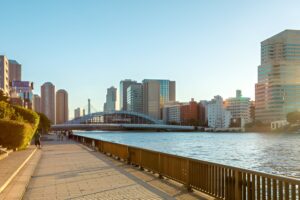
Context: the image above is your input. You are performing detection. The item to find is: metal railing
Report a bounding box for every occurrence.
[74,135,300,200]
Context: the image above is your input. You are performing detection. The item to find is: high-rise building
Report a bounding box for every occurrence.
[56,89,69,124]
[120,79,137,111]
[41,82,55,124]
[74,107,81,119]
[33,94,41,113]
[255,30,300,122]
[103,86,117,112]
[225,90,251,127]
[207,96,231,128]
[142,79,176,119]
[8,60,21,82]
[0,55,10,96]
[127,83,143,113]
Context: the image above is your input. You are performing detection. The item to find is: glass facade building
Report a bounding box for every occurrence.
[255,30,300,122]
[127,83,143,113]
[119,79,137,111]
[143,79,176,119]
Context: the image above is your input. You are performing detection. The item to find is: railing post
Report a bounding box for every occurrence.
[127,146,131,165]
[158,153,163,179]
[139,150,144,171]
[235,170,242,200]
[186,159,192,192]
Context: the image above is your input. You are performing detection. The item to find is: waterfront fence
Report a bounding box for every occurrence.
[74,135,300,200]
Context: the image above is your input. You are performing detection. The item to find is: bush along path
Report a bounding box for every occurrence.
[0,101,40,150]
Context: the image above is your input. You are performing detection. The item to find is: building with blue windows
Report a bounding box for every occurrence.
[255,30,300,122]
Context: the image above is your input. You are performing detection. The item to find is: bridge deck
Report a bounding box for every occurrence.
[23,135,213,200]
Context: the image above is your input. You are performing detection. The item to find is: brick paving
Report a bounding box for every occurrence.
[23,135,214,200]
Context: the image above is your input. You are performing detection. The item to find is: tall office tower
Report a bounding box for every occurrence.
[41,82,56,124]
[127,83,143,113]
[255,30,300,122]
[8,60,21,81]
[207,96,231,128]
[142,79,176,119]
[103,86,117,112]
[33,94,41,113]
[56,89,69,124]
[225,90,251,127]
[119,79,137,111]
[0,55,10,96]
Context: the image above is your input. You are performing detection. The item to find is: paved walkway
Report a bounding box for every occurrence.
[0,146,36,194]
[23,135,213,200]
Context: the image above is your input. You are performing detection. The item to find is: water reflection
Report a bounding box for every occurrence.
[75,131,300,178]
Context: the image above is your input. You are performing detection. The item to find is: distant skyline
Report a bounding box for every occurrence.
[1,1,300,116]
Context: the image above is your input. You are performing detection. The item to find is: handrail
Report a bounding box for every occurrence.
[74,134,300,200]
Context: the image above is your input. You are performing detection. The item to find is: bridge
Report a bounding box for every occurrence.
[51,110,195,131]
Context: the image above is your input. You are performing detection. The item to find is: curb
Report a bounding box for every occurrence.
[0,148,37,194]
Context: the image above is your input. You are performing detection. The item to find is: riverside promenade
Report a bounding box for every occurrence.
[19,135,213,200]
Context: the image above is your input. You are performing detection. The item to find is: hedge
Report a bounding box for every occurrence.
[13,105,40,131]
[0,120,34,150]
[0,102,40,150]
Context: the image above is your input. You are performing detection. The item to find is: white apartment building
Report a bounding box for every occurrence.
[208,96,231,128]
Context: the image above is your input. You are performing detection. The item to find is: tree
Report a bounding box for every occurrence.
[287,111,300,124]
[37,113,52,134]
[0,90,9,103]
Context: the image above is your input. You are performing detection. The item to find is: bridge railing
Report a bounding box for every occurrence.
[74,134,300,200]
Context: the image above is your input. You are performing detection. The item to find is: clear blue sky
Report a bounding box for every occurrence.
[1,0,300,116]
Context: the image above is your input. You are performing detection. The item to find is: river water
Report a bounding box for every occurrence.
[74,131,300,179]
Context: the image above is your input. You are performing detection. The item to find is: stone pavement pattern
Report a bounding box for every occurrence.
[23,135,213,200]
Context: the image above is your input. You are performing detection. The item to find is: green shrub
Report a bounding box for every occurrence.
[0,101,15,120]
[0,102,40,150]
[0,120,34,149]
[37,112,51,134]
[13,105,40,128]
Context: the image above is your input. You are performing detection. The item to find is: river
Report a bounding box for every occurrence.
[74,131,300,179]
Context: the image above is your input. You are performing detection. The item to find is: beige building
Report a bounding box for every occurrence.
[255,30,300,122]
[74,107,81,119]
[225,90,251,126]
[56,89,69,124]
[0,55,10,96]
[41,82,55,124]
[143,79,176,120]
[8,60,21,82]
[33,94,41,113]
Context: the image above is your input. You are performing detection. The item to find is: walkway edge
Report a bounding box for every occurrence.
[0,148,37,194]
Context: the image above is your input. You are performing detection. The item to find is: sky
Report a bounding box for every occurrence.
[1,0,300,117]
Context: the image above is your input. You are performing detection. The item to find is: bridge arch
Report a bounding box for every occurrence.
[66,111,162,125]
